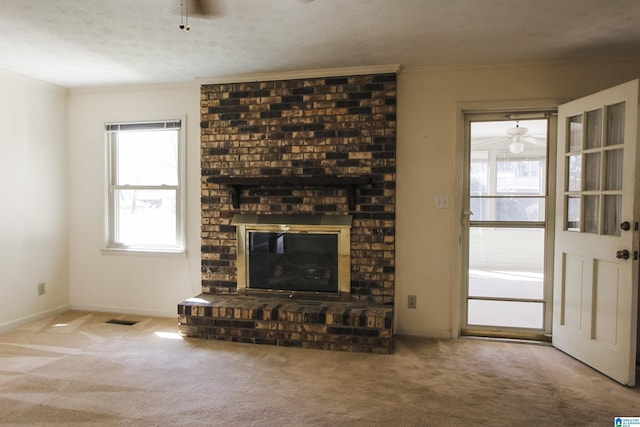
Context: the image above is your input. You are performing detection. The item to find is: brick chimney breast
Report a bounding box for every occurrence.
[185,73,396,353]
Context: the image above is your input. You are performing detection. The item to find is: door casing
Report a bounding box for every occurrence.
[452,100,562,340]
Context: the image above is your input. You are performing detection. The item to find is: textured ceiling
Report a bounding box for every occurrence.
[1,0,639,88]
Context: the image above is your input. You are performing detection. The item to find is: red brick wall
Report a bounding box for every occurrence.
[200,73,396,305]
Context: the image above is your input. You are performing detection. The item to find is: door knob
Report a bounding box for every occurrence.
[620,221,631,231]
[616,249,630,260]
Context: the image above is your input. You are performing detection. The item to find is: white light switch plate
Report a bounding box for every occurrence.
[435,195,448,209]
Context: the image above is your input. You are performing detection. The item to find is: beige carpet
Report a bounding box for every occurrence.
[0,311,638,426]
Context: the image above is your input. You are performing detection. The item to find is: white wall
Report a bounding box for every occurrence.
[0,70,70,331]
[395,58,640,337]
[68,83,202,317]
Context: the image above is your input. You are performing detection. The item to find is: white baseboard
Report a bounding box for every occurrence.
[0,305,71,333]
[394,328,452,339]
[70,304,177,319]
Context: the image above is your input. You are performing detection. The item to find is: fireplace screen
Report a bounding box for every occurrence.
[232,214,352,295]
[248,232,338,293]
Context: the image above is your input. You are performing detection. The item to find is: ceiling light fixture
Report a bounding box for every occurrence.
[180,0,190,31]
[507,121,528,154]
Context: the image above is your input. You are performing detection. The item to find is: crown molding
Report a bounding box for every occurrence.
[402,55,640,75]
[195,64,401,85]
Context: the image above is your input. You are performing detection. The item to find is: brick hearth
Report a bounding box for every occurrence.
[178,72,396,353]
[179,295,393,353]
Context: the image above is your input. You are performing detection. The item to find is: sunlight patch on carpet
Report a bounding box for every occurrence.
[154,332,183,340]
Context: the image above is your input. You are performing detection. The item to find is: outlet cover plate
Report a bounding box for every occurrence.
[408,294,417,309]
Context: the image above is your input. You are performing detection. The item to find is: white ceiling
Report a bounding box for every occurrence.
[1,0,639,88]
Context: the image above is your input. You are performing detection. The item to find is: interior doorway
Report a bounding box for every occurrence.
[461,111,557,341]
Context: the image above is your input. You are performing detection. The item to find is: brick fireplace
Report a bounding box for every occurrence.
[177,72,396,353]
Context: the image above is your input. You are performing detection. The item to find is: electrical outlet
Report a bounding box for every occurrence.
[408,294,417,309]
[37,282,46,296]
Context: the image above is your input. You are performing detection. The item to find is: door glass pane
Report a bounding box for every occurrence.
[496,157,545,195]
[567,196,580,231]
[586,109,602,149]
[584,152,601,191]
[567,154,582,191]
[496,198,545,222]
[470,198,488,221]
[606,102,625,146]
[470,152,489,195]
[604,195,622,236]
[470,197,545,222]
[605,149,624,190]
[468,300,544,329]
[583,195,599,234]
[468,227,544,299]
[568,115,583,152]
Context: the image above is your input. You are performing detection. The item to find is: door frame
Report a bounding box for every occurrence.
[452,100,564,339]
[460,110,557,340]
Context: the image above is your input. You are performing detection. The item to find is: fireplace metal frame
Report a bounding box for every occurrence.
[232,214,352,297]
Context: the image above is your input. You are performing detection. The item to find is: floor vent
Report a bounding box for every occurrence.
[106,319,138,326]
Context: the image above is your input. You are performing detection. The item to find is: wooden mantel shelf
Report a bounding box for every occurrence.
[206,175,372,210]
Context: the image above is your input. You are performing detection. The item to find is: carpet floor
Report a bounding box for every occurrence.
[0,310,638,426]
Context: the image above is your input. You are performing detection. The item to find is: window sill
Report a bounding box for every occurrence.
[100,247,187,257]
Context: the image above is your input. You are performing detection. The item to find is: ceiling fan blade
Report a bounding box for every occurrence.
[190,0,221,17]
[523,136,547,146]
[472,136,510,145]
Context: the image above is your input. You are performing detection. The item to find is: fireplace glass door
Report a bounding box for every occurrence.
[248,232,339,293]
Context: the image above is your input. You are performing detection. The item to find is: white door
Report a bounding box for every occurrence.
[553,79,639,386]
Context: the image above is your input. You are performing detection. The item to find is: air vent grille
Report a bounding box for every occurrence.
[106,319,138,326]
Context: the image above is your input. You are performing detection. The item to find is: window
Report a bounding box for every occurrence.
[105,119,185,252]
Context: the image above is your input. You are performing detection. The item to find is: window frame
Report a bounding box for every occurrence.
[104,118,186,254]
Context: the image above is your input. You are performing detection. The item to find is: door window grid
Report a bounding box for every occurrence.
[563,103,625,236]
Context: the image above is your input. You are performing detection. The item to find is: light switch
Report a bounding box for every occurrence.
[435,195,448,209]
